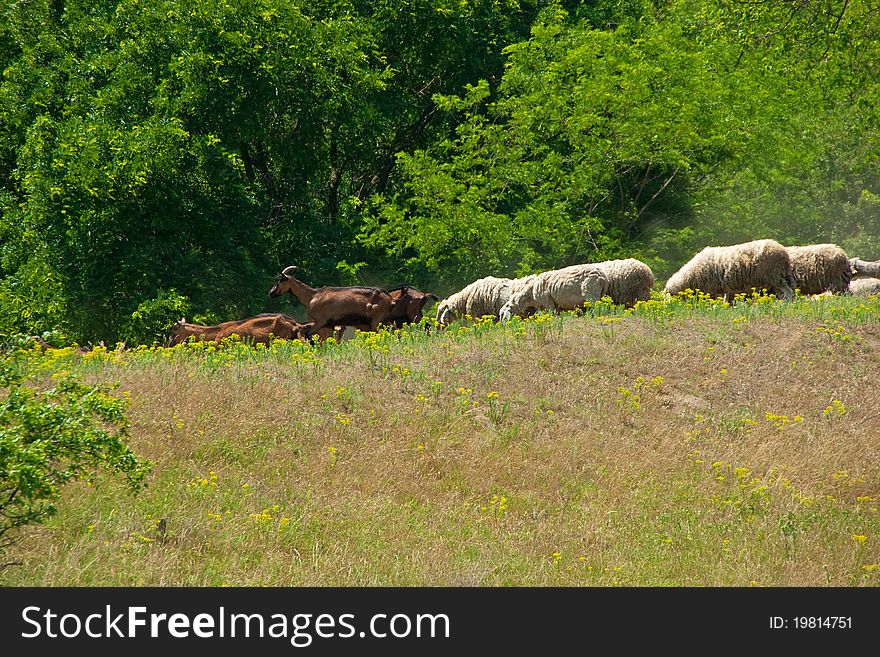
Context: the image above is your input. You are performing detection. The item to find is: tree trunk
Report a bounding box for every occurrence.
[328,126,341,224]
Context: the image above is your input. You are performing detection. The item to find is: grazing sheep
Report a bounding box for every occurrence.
[849,258,880,280]
[664,239,796,302]
[498,258,654,320]
[435,276,533,325]
[850,277,880,296]
[786,244,851,295]
[498,264,607,320]
[593,258,655,308]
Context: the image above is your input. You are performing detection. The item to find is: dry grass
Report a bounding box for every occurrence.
[3,305,880,586]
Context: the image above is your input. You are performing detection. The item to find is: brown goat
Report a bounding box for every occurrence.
[268,266,394,339]
[386,285,440,328]
[165,313,314,347]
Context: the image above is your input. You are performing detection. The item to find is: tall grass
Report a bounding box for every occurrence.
[2,292,879,585]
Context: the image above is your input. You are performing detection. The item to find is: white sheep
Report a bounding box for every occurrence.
[435,276,533,325]
[849,278,880,296]
[664,239,796,302]
[785,244,851,295]
[849,258,880,280]
[498,264,606,321]
[498,258,655,320]
[593,258,655,308]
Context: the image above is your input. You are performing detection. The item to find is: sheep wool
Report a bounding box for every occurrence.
[499,258,654,319]
[849,277,880,296]
[786,244,851,295]
[595,258,655,308]
[436,276,532,325]
[500,264,607,319]
[664,239,795,301]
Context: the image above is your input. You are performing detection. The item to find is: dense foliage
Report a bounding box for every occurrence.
[1,0,878,341]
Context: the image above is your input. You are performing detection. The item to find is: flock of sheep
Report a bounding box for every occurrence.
[435,240,880,325]
[436,258,656,324]
[167,239,880,345]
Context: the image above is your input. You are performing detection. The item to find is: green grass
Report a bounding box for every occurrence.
[3,292,880,585]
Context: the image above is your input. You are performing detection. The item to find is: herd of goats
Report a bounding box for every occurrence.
[166,239,880,347]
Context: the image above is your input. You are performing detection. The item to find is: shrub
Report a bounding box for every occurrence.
[0,363,150,563]
[122,289,190,346]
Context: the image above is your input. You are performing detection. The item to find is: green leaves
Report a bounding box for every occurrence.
[0,372,150,553]
[0,0,541,340]
[365,7,735,281]
[123,288,190,345]
[364,0,880,284]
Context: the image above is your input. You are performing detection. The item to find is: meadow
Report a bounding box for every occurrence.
[2,292,880,586]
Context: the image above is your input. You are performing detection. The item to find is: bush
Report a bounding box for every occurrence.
[0,364,150,562]
[122,289,190,346]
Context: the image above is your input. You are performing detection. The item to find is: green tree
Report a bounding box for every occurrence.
[686,0,880,258]
[0,0,542,340]
[363,5,762,283]
[3,0,878,334]
[363,0,880,285]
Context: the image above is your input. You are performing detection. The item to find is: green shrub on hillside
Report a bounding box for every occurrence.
[122,289,190,346]
[0,364,150,563]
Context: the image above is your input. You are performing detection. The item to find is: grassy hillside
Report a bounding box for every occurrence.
[3,294,880,586]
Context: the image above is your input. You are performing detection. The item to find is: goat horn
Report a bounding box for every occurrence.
[281,266,298,276]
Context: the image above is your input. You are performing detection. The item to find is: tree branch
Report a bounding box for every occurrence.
[637,167,680,220]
